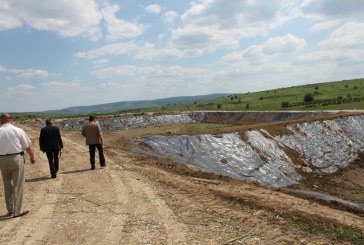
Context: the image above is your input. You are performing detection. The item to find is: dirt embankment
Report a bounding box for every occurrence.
[0,121,363,244]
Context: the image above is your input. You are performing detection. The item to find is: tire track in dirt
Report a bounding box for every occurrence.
[38,134,129,244]
[106,149,188,244]
[57,136,188,244]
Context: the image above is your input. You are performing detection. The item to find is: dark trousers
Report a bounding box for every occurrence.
[46,150,59,177]
[89,144,105,167]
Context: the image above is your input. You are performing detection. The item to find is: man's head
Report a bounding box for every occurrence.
[45,119,53,126]
[88,115,96,122]
[0,113,12,125]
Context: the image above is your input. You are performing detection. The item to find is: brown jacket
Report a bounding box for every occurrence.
[81,121,103,145]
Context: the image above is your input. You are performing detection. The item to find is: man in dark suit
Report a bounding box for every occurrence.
[39,119,63,178]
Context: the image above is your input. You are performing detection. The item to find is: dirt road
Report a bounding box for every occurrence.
[0,123,363,244]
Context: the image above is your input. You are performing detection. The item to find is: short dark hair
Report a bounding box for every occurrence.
[88,115,96,121]
[46,119,53,125]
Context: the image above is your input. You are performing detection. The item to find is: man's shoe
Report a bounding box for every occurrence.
[90,166,95,170]
[13,210,29,218]
[100,164,106,168]
[51,175,57,178]
[6,212,13,217]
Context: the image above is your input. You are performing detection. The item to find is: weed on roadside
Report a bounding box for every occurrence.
[294,218,364,244]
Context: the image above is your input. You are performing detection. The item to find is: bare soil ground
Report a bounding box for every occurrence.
[0,116,363,244]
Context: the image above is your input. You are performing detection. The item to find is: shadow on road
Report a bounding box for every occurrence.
[0,214,13,222]
[26,176,50,183]
[60,169,90,175]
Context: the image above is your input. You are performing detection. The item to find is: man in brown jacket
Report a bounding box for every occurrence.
[81,115,106,170]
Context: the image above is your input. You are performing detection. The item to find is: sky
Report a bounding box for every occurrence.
[1,0,364,112]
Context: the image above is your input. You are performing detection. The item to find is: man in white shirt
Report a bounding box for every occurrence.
[0,113,36,218]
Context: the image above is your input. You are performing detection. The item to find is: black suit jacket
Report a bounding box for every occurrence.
[39,125,64,152]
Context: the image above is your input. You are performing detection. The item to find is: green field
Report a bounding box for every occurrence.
[11,78,364,120]
[144,78,364,112]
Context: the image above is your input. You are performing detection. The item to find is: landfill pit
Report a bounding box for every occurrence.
[57,111,364,209]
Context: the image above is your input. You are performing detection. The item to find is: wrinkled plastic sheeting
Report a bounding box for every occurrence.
[246,130,301,183]
[275,116,364,174]
[59,121,86,131]
[324,116,364,151]
[144,132,300,187]
[60,112,206,131]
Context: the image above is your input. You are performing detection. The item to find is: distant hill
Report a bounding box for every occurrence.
[156,78,364,112]
[43,93,230,114]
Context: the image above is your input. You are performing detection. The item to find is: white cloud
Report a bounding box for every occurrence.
[263,34,306,55]
[294,50,341,64]
[75,41,185,61]
[78,30,305,65]
[91,65,138,79]
[98,82,118,88]
[13,79,94,111]
[0,0,102,39]
[0,13,22,31]
[0,65,7,72]
[15,84,35,90]
[170,0,294,55]
[0,1,23,30]
[132,43,185,61]
[295,48,364,67]
[310,19,340,32]
[40,81,64,88]
[319,21,364,48]
[88,65,216,103]
[3,84,35,96]
[75,41,139,59]
[302,0,364,18]
[143,65,209,77]
[102,3,145,41]
[181,0,281,28]
[91,64,209,80]
[223,34,306,62]
[39,80,93,98]
[171,27,239,54]
[221,34,306,77]
[145,4,161,14]
[9,68,49,80]
[0,0,147,41]
[158,33,165,40]
[92,58,109,67]
[164,10,177,24]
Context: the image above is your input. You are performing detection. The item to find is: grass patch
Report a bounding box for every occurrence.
[179,123,231,134]
[294,218,364,244]
[294,218,325,235]
[332,227,364,244]
[139,78,364,112]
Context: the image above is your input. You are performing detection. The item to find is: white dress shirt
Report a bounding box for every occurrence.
[0,123,32,155]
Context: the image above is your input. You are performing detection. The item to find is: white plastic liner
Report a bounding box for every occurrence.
[275,116,364,174]
[143,115,364,187]
[145,132,300,187]
[60,112,205,131]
